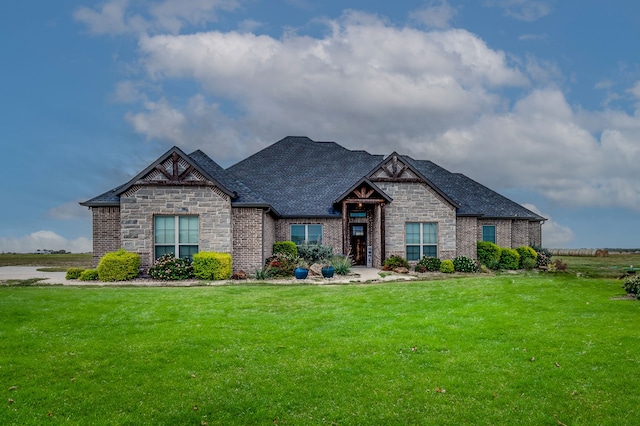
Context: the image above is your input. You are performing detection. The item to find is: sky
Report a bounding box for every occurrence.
[2,0,640,253]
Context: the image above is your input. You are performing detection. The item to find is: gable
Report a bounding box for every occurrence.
[369,153,459,208]
[369,153,422,182]
[114,147,236,198]
[334,178,392,204]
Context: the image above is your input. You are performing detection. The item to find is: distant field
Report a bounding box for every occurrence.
[554,253,640,279]
[0,253,92,268]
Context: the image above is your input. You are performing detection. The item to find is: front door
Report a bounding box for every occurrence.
[351,224,367,265]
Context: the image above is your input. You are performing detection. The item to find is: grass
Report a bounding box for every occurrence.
[555,253,640,279]
[0,253,92,269]
[1,273,639,425]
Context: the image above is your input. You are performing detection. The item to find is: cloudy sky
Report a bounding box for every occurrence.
[2,0,640,252]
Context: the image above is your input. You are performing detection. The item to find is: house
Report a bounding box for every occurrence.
[81,136,545,271]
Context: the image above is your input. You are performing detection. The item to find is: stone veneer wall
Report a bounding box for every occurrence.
[455,216,478,259]
[231,208,263,273]
[91,206,121,267]
[119,185,231,269]
[275,218,343,255]
[378,182,457,260]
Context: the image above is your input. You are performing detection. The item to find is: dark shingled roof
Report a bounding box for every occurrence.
[402,156,544,220]
[81,136,544,221]
[227,136,383,216]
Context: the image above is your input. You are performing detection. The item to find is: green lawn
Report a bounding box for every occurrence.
[1,274,638,425]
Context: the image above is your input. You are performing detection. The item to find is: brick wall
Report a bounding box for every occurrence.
[263,212,276,263]
[231,207,263,273]
[456,216,477,259]
[511,220,529,248]
[378,182,457,260]
[91,206,121,267]
[120,185,232,269]
[529,221,543,247]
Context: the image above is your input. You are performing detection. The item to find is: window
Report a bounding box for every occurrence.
[291,224,322,244]
[406,222,437,260]
[482,225,496,244]
[154,215,199,261]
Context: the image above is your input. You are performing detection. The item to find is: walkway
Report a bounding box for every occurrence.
[0,266,415,286]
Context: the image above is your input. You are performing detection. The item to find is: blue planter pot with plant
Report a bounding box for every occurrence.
[321,265,335,278]
[294,267,309,279]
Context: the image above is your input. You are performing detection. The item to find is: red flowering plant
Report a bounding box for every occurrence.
[149,253,194,280]
[264,252,298,278]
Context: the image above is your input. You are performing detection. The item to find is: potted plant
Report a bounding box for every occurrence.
[294,259,309,280]
[321,258,335,278]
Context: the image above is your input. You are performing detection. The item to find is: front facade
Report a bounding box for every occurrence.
[82,136,545,271]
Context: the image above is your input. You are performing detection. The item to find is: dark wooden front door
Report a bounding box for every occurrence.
[351,224,367,265]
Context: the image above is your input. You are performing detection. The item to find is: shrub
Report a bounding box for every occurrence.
[79,269,99,281]
[192,252,232,280]
[498,248,520,270]
[263,252,297,278]
[477,241,501,269]
[416,256,441,272]
[149,253,194,280]
[440,259,455,273]
[65,267,84,280]
[297,242,334,263]
[532,245,552,268]
[97,249,140,282]
[521,257,537,270]
[384,255,409,270]
[273,241,298,258]
[516,246,538,269]
[331,255,351,275]
[453,256,479,273]
[623,275,640,295]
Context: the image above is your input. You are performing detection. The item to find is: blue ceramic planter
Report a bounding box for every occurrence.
[321,266,335,278]
[294,267,309,279]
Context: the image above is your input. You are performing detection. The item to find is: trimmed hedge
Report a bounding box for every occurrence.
[516,246,538,269]
[498,248,520,270]
[440,259,455,273]
[79,269,99,281]
[97,249,140,282]
[66,267,84,280]
[273,241,298,258]
[192,252,232,280]
[477,241,501,269]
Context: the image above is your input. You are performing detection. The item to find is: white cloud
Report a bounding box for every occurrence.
[103,9,640,213]
[133,11,527,156]
[74,0,239,35]
[485,0,552,22]
[523,204,574,248]
[0,231,92,254]
[410,1,457,29]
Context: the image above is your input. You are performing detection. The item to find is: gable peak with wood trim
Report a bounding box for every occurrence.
[369,153,421,182]
[114,146,236,198]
